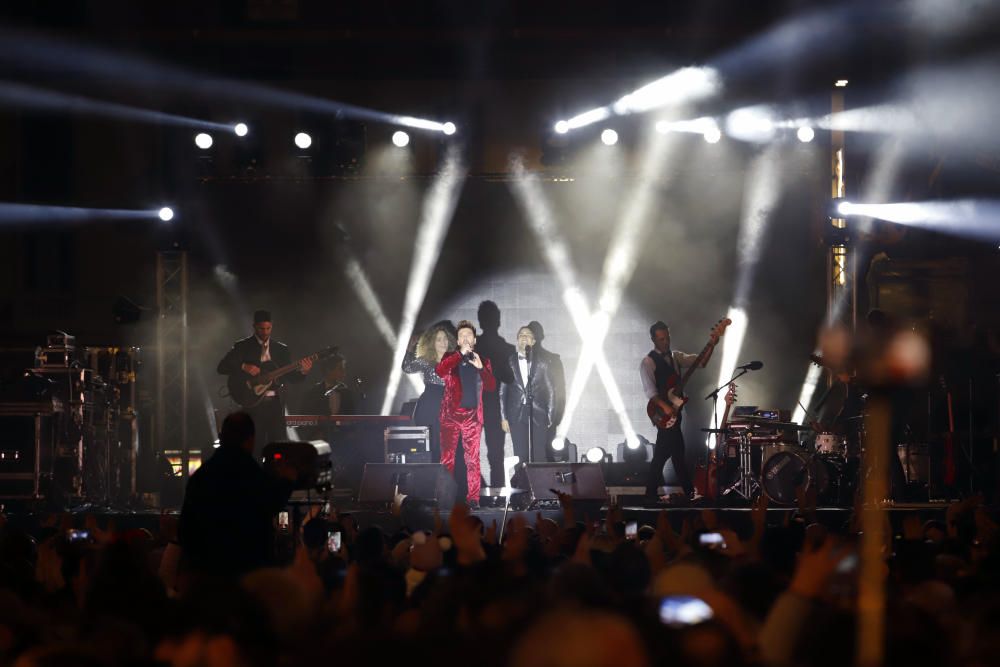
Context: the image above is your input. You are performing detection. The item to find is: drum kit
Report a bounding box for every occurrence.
[704,411,861,506]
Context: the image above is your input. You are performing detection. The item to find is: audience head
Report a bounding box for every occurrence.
[219,411,255,453]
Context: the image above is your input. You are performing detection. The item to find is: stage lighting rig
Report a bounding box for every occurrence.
[584,446,611,464]
[158,207,174,222]
[796,126,815,143]
[194,133,213,149]
[294,132,312,149]
[600,129,619,146]
[234,123,249,137]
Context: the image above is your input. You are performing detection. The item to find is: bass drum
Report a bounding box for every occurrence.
[761,450,846,506]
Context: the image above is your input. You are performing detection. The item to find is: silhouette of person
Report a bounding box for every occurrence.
[475,300,515,487]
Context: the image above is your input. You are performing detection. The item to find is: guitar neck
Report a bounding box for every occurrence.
[720,399,734,431]
[676,339,714,392]
[262,352,317,382]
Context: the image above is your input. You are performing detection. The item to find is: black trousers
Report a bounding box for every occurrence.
[248,397,286,460]
[646,424,693,497]
[509,415,547,473]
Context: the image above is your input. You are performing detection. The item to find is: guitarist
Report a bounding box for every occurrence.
[217,310,313,455]
[640,320,716,504]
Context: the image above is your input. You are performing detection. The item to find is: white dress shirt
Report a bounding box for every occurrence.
[639,350,699,399]
[256,336,277,397]
[518,355,530,401]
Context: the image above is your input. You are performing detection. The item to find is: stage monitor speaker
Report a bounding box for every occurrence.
[519,463,607,503]
[358,463,456,508]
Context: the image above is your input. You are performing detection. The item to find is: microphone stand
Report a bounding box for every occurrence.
[704,368,749,504]
[525,347,533,466]
[704,367,751,402]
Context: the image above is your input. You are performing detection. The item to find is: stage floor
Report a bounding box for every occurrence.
[0,500,957,538]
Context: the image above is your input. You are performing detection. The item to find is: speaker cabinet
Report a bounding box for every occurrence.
[358,463,456,507]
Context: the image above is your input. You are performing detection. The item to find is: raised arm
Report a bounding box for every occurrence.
[403,348,434,375]
[435,350,462,378]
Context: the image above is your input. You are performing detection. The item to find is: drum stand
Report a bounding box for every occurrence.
[722,432,761,501]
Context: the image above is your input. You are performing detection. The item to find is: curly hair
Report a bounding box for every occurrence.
[416,323,456,362]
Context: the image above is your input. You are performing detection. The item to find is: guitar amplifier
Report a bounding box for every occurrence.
[384,426,430,464]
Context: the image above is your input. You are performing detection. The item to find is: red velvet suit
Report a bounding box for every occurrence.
[435,350,496,502]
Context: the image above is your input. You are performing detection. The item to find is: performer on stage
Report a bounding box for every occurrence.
[437,319,496,508]
[217,310,312,456]
[302,353,357,417]
[527,320,565,460]
[640,320,714,503]
[402,322,457,463]
[475,301,514,488]
[500,325,555,471]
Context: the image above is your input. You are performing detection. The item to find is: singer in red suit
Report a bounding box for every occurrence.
[436,319,496,508]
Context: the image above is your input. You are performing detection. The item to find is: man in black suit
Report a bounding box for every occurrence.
[179,411,296,578]
[217,310,312,456]
[500,325,555,471]
[527,320,565,460]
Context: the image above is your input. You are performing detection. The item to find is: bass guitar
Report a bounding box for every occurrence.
[227,345,338,408]
[646,318,730,429]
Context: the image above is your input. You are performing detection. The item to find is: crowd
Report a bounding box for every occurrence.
[1,483,999,667]
[0,414,995,667]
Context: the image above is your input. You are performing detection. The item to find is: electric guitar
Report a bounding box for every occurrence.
[227,345,338,408]
[698,382,737,500]
[646,318,731,429]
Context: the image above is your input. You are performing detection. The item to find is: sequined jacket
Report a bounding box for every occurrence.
[402,349,445,387]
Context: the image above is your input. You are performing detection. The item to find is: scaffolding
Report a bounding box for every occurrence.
[155,251,190,478]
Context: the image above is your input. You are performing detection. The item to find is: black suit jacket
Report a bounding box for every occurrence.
[499,350,555,426]
[217,335,305,392]
[178,445,294,577]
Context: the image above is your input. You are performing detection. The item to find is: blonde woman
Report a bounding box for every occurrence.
[402,321,456,462]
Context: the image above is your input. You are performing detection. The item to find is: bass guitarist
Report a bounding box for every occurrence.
[218,310,313,456]
[640,320,717,504]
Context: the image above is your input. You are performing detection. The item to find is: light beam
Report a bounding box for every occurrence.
[381,147,467,415]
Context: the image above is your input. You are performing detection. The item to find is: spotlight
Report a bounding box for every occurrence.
[835,79,849,88]
[836,200,854,217]
[234,123,248,137]
[294,132,312,149]
[622,438,649,463]
[584,446,607,464]
[796,126,815,143]
[551,437,566,452]
[194,133,213,149]
[442,122,456,136]
[554,120,570,134]
[392,130,410,148]
[158,207,174,222]
[600,129,619,146]
[704,127,722,144]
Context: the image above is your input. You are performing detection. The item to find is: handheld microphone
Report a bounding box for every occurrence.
[738,360,764,371]
[462,351,476,363]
